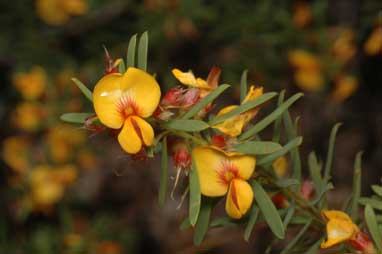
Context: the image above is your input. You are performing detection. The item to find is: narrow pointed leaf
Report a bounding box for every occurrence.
[280,219,312,254]
[283,205,295,228]
[209,92,277,125]
[182,84,230,119]
[272,90,285,142]
[240,69,248,102]
[257,137,303,166]
[239,93,303,140]
[308,151,323,193]
[118,59,126,74]
[253,181,285,239]
[60,113,93,124]
[365,204,382,253]
[163,119,209,132]
[137,32,148,71]
[193,197,214,245]
[189,157,201,226]
[71,78,93,102]
[158,137,168,207]
[323,123,342,181]
[180,218,191,230]
[126,34,137,68]
[244,204,259,241]
[351,151,363,220]
[234,141,282,155]
[372,185,382,197]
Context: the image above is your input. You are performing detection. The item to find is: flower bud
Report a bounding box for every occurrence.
[300,180,315,200]
[171,141,191,170]
[349,231,376,254]
[162,87,183,106]
[211,134,226,148]
[271,193,289,209]
[182,88,200,107]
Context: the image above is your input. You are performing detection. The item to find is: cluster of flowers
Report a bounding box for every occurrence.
[62,39,382,252]
[3,66,97,215]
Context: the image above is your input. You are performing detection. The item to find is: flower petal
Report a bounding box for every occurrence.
[229,154,256,180]
[130,116,154,147]
[225,178,253,219]
[212,105,246,137]
[121,68,161,118]
[242,86,263,104]
[192,146,229,197]
[93,73,125,129]
[172,68,209,89]
[321,210,360,249]
[117,117,142,154]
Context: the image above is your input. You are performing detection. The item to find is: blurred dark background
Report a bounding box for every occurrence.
[0,0,381,253]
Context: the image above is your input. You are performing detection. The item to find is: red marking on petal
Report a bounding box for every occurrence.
[230,180,240,211]
[217,160,239,185]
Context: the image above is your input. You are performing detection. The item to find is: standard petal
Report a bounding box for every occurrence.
[225,178,254,219]
[212,105,246,137]
[172,68,209,89]
[192,146,229,197]
[242,86,263,104]
[122,68,161,118]
[230,154,256,180]
[93,73,125,129]
[117,118,142,154]
[130,116,154,147]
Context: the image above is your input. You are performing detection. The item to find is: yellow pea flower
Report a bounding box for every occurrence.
[331,75,358,102]
[332,29,356,63]
[2,136,31,174]
[172,67,220,98]
[12,66,46,100]
[292,1,312,29]
[36,0,88,26]
[294,69,324,92]
[212,86,263,137]
[193,146,256,219]
[288,49,321,71]
[12,102,45,132]
[272,156,288,178]
[93,67,161,154]
[321,210,360,249]
[364,27,382,56]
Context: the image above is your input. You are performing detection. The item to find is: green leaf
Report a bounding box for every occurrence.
[234,141,282,155]
[359,198,382,210]
[365,204,382,253]
[180,218,191,230]
[323,123,342,181]
[280,219,312,254]
[60,113,93,124]
[158,137,168,207]
[309,183,334,205]
[240,69,248,102]
[272,90,285,143]
[137,31,148,71]
[306,239,322,254]
[244,204,259,241]
[126,34,137,68]
[257,137,303,166]
[193,197,214,245]
[71,78,93,102]
[308,151,323,193]
[282,205,295,228]
[182,84,230,119]
[283,111,302,185]
[239,93,303,141]
[210,216,240,228]
[372,185,382,197]
[351,151,363,220]
[209,92,277,125]
[275,179,300,188]
[189,157,201,226]
[252,181,285,239]
[163,119,209,132]
[118,59,126,73]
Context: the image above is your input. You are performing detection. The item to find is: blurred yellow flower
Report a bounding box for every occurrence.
[12,66,46,100]
[193,146,256,219]
[321,210,359,249]
[29,164,77,206]
[331,75,358,102]
[47,125,86,163]
[332,29,356,63]
[36,0,88,26]
[292,1,312,28]
[364,27,382,56]
[12,102,45,132]
[97,241,122,254]
[2,136,31,174]
[77,149,97,170]
[93,68,161,154]
[272,156,287,178]
[212,86,263,137]
[289,50,324,92]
